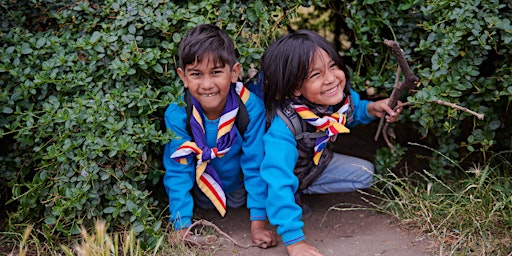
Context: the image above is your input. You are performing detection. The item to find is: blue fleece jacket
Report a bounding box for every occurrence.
[163,86,268,230]
[260,89,376,246]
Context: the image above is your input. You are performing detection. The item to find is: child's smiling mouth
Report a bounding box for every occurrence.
[200,92,219,97]
[322,85,340,96]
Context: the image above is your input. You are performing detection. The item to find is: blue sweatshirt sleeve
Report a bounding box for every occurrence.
[347,89,377,128]
[162,103,195,230]
[260,115,305,246]
[241,93,268,220]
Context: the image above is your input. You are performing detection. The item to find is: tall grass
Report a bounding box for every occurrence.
[1,220,211,256]
[365,149,512,255]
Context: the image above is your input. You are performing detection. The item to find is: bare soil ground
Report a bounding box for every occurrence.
[195,191,434,256]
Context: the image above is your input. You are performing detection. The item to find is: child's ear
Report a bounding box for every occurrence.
[293,89,302,97]
[177,68,188,88]
[230,63,241,83]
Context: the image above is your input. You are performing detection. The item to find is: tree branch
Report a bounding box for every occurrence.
[374,39,420,142]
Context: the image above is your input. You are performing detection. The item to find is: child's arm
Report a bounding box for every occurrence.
[162,104,196,230]
[241,95,278,247]
[260,115,306,247]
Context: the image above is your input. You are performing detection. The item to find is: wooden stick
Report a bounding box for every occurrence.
[374,40,420,142]
[183,219,264,248]
[374,65,401,141]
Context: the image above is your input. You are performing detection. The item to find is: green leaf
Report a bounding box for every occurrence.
[152,63,163,73]
[45,217,56,225]
[489,120,501,130]
[21,44,33,55]
[2,107,13,114]
[398,3,411,10]
[106,35,118,43]
[36,37,46,48]
[90,31,102,44]
[94,45,105,53]
[172,32,181,43]
[133,222,145,233]
[103,207,116,214]
[128,24,136,34]
[448,90,462,97]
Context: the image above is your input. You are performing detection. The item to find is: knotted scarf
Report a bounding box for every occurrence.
[291,96,351,165]
[170,82,249,217]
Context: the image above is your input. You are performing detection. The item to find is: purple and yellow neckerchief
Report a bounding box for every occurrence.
[291,96,350,165]
[170,82,250,216]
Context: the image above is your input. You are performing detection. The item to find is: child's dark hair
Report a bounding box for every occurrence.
[261,30,350,122]
[178,24,237,71]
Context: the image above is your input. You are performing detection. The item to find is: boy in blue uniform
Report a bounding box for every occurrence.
[163,24,277,248]
[260,30,402,255]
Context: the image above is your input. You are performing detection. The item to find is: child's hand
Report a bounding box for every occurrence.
[286,241,325,256]
[251,220,278,248]
[367,99,403,122]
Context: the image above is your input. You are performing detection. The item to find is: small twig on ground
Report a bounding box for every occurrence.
[183,219,264,248]
[183,234,217,247]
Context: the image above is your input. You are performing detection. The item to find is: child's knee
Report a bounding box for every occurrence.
[356,159,374,188]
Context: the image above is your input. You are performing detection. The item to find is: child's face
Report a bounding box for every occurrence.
[178,55,240,120]
[294,49,346,107]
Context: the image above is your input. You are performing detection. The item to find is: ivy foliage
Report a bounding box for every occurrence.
[319,0,511,175]
[0,0,309,245]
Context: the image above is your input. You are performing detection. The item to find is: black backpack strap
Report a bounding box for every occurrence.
[184,88,249,140]
[276,105,300,137]
[185,89,193,137]
[235,96,248,140]
[276,105,326,140]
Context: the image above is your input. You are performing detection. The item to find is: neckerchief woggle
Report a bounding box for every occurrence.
[291,96,351,165]
[170,82,250,216]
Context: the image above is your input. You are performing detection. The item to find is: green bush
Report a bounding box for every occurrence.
[0,0,308,245]
[2,0,511,248]
[319,0,511,175]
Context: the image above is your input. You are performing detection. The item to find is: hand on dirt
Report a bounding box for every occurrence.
[251,220,278,248]
[368,99,403,122]
[286,241,324,256]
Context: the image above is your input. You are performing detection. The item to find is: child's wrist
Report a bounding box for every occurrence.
[251,220,267,230]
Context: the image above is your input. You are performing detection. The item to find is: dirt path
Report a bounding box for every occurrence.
[196,191,433,256]
[192,122,434,255]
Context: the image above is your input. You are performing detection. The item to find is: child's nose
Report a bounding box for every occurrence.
[325,70,337,84]
[200,77,216,89]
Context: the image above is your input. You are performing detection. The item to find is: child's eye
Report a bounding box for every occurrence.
[190,72,200,77]
[309,72,320,79]
[212,70,223,75]
[329,62,338,69]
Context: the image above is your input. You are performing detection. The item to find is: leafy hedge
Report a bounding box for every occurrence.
[0,0,309,245]
[1,0,511,247]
